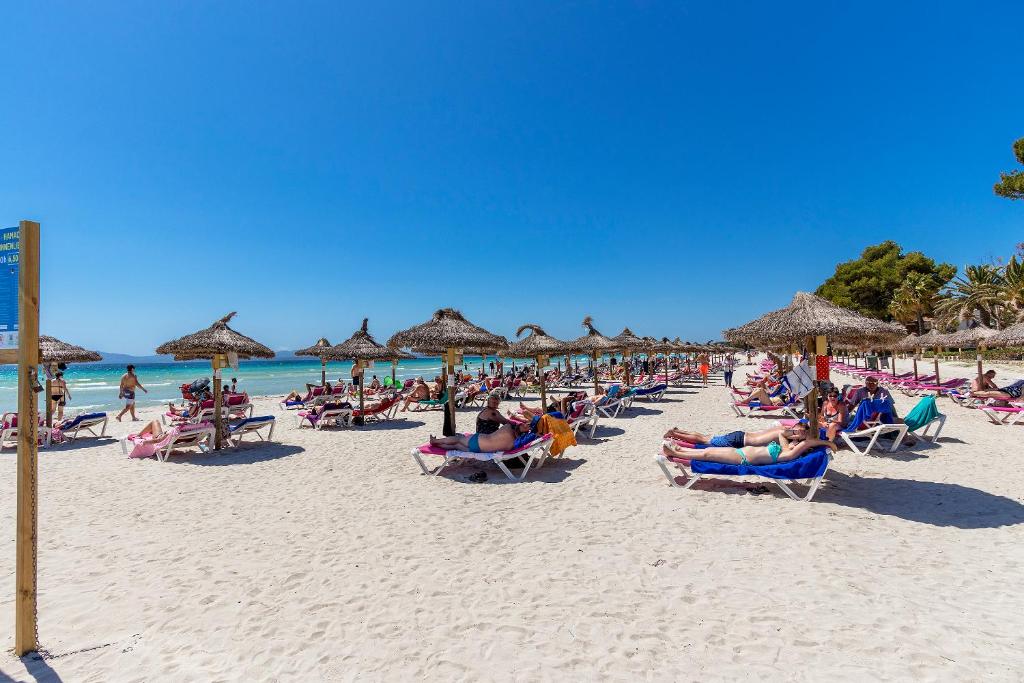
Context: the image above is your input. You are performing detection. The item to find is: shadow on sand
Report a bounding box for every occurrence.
[163,443,305,466]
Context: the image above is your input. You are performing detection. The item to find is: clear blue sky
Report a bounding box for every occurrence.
[3,2,1021,355]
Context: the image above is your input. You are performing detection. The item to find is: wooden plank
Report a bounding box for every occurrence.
[0,349,18,364]
[15,219,40,655]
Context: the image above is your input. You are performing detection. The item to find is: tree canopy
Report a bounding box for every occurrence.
[815,241,956,320]
[993,137,1024,200]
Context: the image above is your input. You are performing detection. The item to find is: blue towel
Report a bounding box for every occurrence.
[634,383,667,396]
[607,385,621,398]
[690,446,831,480]
[512,433,539,450]
[61,412,106,428]
[844,398,893,432]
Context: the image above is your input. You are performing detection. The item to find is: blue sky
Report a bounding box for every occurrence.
[3,2,1021,354]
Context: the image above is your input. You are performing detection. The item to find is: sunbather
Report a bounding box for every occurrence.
[476,391,512,434]
[283,382,331,403]
[970,370,998,392]
[400,377,432,412]
[971,378,1024,401]
[734,386,787,406]
[663,423,805,448]
[819,388,849,441]
[428,418,536,453]
[166,401,203,419]
[664,428,834,466]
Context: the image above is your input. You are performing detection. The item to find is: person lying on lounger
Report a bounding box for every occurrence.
[733,386,787,406]
[510,387,606,420]
[428,418,536,453]
[283,382,332,403]
[971,378,1024,402]
[663,424,834,466]
[663,424,798,448]
[166,401,203,419]
[400,377,432,412]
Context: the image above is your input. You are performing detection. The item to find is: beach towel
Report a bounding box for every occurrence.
[690,446,831,480]
[903,395,940,432]
[537,414,576,457]
[845,398,894,432]
[785,362,815,399]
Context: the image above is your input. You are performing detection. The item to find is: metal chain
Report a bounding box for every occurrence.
[29,365,39,647]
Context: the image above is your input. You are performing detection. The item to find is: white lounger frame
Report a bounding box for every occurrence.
[120,427,216,462]
[980,407,1024,426]
[229,418,276,446]
[411,438,554,483]
[654,446,834,503]
[297,408,354,430]
[61,414,109,442]
[839,423,909,455]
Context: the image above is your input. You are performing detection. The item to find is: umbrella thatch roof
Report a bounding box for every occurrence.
[612,327,647,352]
[987,322,1024,349]
[295,338,333,359]
[507,324,567,358]
[332,319,412,361]
[726,292,904,348]
[39,335,102,364]
[155,312,274,361]
[650,336,675,354]
[935,325,998,348]
[894,329,944,352]
[566,317,620,354]
[387,308,507,354]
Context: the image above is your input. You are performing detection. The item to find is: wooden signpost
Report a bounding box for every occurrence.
[13,220,40,655]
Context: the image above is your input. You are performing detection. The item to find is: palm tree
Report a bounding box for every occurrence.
[889,271,943,334]
[1002,256,1024,323]
[933,264,1005,329]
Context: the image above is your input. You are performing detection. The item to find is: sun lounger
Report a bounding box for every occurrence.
[413,390,448,411]
[731,399,800,419]
[838,422,909,455]
[1,412,51,448]
[654,443,833,502]
[56,412,109,441]
[297,405,353,430]
[903,395,947,442]
[979,404,1024,426]
[223,393,254,419]
[410,434,554,482]
[631,383,667,402]
[353,395,401,423]
[228,416,276,446]
[279,385,327,410]
[121,423,216,462]
[567,401,599,439]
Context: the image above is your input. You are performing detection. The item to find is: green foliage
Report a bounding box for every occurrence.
[815,241,956,320]
[933,264,1005,329]
[993,137,1024,200]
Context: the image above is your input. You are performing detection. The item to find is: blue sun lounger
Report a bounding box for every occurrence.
[655,445,833,502]
[631,383,667,401]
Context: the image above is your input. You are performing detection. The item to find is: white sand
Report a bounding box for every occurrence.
[2,357,1023,681]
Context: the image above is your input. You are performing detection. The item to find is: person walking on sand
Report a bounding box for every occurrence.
[698,352,710,387]
[116,364,148,422]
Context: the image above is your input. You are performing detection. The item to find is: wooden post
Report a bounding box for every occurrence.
[16,219,40,655]
[44,366,53,428]
[976,344,985,389]
[804,336,818,434]
[933,345,941,392]
[447,348,457,433]
[592,353,599,394]
[212,355,223,450]
[538,355,547,411]
[320,358,326,387]
[391,359,397,385]
[356,360,365,426]
[891,348,897,377]
[624,351,631,387]
[912,354,919,380]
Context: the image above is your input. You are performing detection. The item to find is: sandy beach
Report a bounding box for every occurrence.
[1,357,1023,681]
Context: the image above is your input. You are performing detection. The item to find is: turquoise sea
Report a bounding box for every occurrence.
[3,355,603,414]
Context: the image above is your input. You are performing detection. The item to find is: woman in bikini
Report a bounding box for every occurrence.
[819,388,848,441]
[663,423,834,466]
[475,391,511,434]
[51,371,70,422]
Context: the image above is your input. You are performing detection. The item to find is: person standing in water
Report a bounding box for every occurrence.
[116,364,148,422]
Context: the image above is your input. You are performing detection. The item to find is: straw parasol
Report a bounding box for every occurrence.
[38,336,102,427]
[508,324,567,409]
[331,318,411,424]
[156,312,274,449]
[650,337,675,379]
[988,321,1024,349]
[566,317,620,394]
[935,325,997,386]
[612,327,646,387]
[387,308,507,435]
[295,337,333,387]
[729,292,905,427]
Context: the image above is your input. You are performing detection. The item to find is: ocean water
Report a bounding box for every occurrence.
[3,355,602,414]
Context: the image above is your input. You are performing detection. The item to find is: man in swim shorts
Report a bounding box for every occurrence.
[116,364,148,422]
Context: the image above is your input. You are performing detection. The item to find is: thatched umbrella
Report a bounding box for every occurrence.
[156,312,274,449]
[612,327,646,387]
[896,329,944,386]
[508,324,567,410]
[295,337,333,387]
[729,292,904,427]
[38,336,102,427]
[935,325,997,387]
[387,308,507,435]
[566,317,620,394]
[988,321,1024,349]
[649,337,675,378]
[330,318,410,425]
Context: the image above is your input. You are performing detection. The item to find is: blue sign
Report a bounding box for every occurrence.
[0,228,18,349]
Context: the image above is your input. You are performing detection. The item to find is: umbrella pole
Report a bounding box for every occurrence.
[538,356,547,412]
[913,354,918,380]
[977,344,985,389]
[445,348,457,436]
[593,353,599,395]
[933,346,941,392]
[321,359,327,387]
[212,357,223,451]
[391,359,397,384]
[891,348,897,377]
[624,352,631,387]
[357,362,365,426]
[44,362,52,428]
[804,336,819,433]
